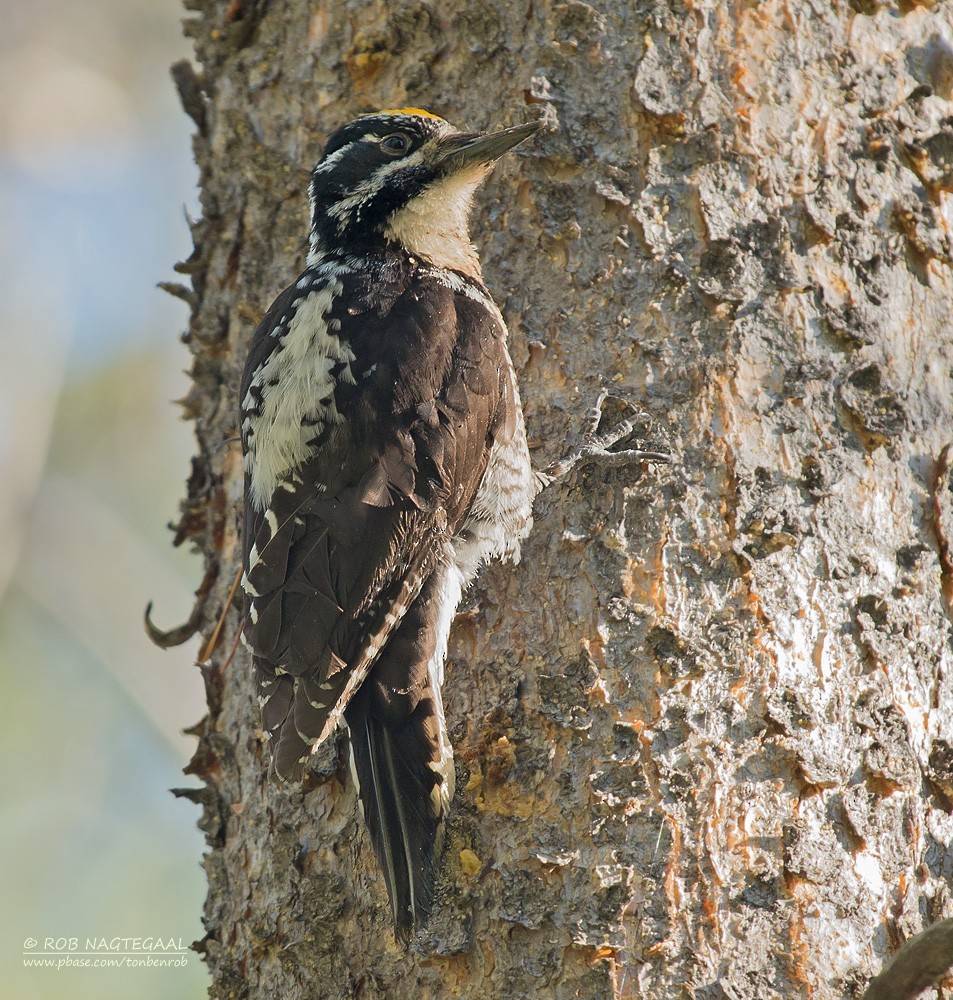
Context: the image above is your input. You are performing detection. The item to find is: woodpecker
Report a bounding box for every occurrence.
[239,108,542,940]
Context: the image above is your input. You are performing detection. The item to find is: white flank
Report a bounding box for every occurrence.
[345,724,366,821]
[452,360,537,580]
[426,561,463,814]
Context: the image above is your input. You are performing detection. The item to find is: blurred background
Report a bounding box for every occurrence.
[0,0,209,996]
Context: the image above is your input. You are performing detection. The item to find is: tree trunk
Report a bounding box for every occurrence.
[166,1,953,997]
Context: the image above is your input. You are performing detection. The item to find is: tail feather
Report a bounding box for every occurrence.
[343,565,460,941]
[346,687,453,941]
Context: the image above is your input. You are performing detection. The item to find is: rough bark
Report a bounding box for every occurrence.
[165,1,953,997]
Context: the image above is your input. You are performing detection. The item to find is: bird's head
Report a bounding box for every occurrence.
[308,109,542,276]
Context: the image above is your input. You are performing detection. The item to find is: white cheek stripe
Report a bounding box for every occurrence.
[311,140,358,175]
[311,134,390,178]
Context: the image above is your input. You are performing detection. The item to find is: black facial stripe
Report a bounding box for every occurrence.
[359,161,431,215]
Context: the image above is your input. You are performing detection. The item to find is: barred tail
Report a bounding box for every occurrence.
[343,567,460,942]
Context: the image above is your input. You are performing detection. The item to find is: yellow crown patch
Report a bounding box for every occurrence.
[376,107,445,121]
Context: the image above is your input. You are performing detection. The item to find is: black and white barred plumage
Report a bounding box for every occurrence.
[240,109,541,940]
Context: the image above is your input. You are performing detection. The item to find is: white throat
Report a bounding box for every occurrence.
[383,168,487,279]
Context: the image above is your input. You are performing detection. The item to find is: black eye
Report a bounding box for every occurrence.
[380,133,410,156]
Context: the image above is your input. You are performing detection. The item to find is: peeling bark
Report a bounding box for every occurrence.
[168,1,953,997]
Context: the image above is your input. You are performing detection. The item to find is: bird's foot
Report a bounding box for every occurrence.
[539,389,672,487]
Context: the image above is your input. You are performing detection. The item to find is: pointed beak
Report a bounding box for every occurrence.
[434,119,544,174]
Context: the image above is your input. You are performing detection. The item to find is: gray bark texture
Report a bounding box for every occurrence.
[164,0,953,997]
